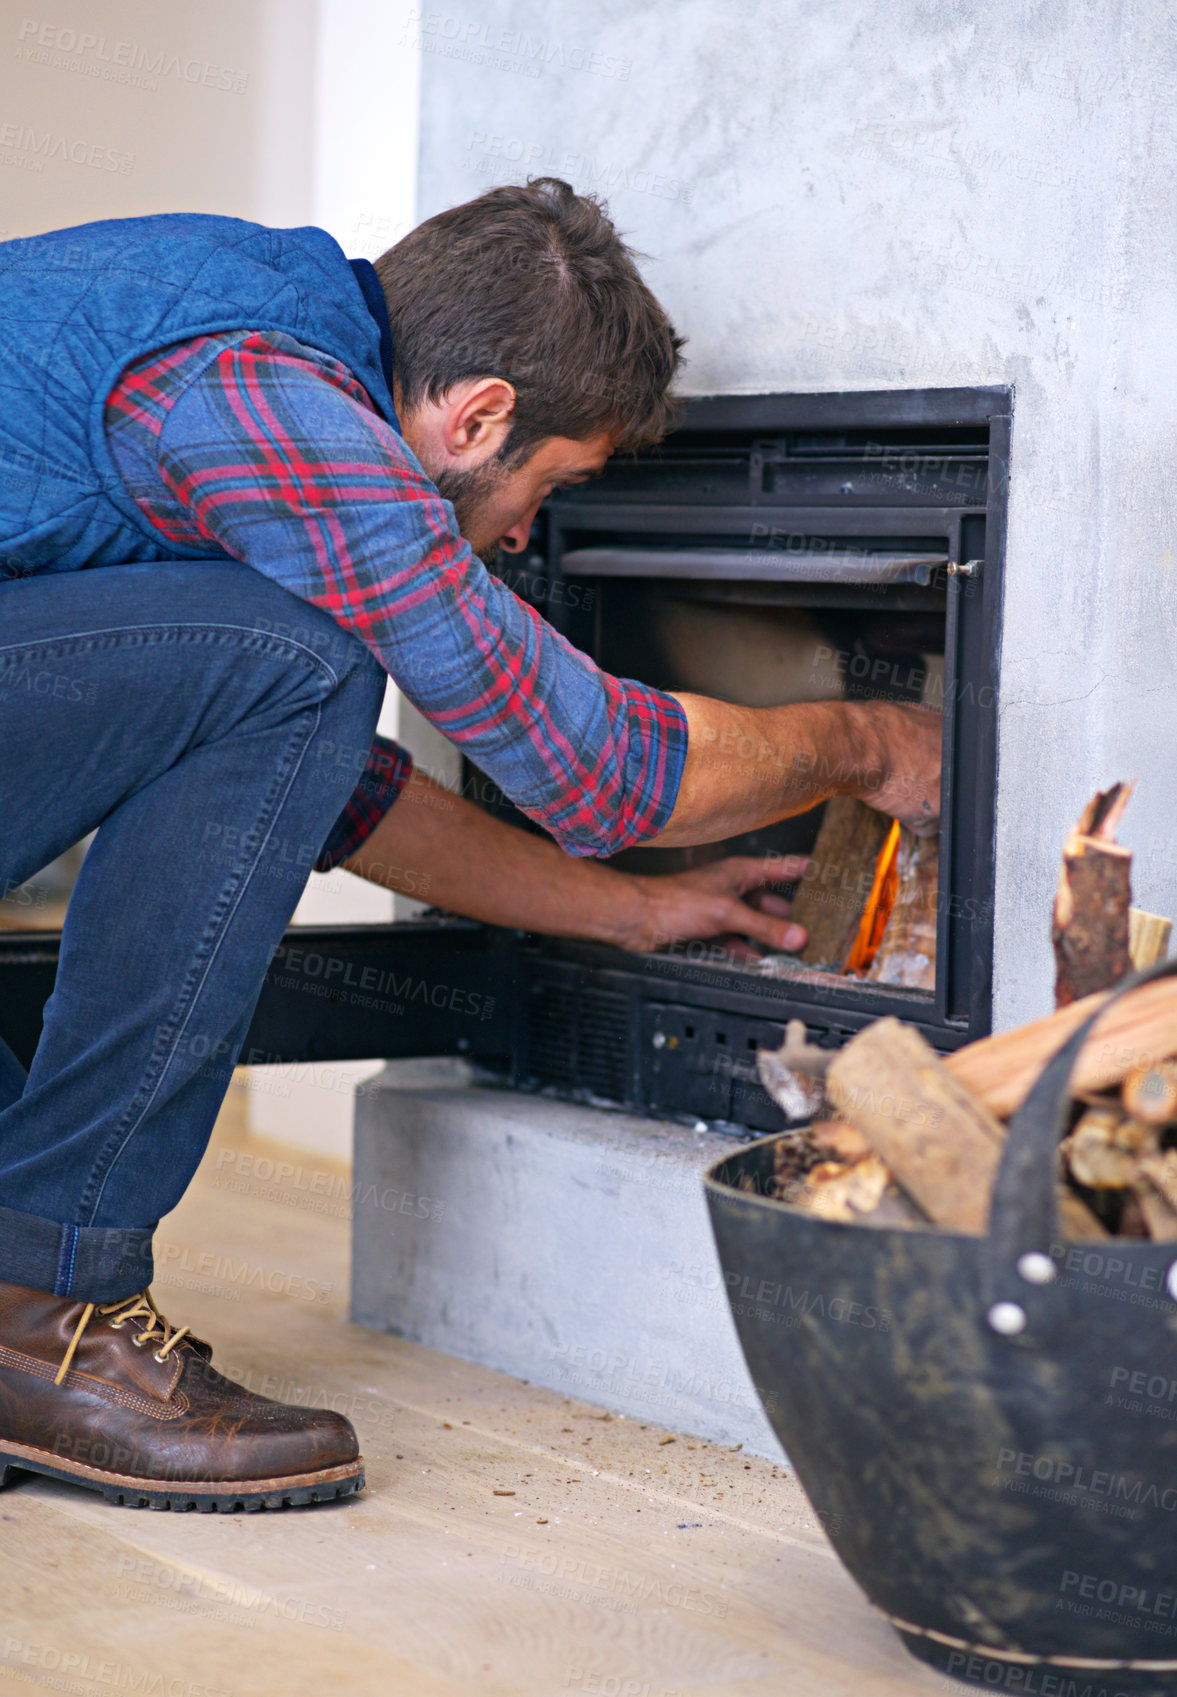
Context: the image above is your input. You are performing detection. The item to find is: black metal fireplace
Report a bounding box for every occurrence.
[0,387,1009,1136]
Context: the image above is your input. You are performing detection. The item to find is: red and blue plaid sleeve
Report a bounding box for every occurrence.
[313,734,414,872]
[104,330,688,861]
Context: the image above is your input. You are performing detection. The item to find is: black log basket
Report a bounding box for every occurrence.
[705,958,1177,1694]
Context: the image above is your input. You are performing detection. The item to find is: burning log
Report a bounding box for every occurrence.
[788,794,938,987]
[791,796,891,970]
[866,828,939,991]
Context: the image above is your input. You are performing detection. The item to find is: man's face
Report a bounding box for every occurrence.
[433,431,614,565]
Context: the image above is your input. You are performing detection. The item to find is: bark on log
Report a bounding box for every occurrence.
[1052,783,1134,1008]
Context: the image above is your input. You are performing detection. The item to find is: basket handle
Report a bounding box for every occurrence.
[982,956,1177,1334]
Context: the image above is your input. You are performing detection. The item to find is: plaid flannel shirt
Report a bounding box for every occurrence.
[103,329,688,871]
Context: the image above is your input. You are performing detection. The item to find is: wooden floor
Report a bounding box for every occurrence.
[0,1080,940,1697]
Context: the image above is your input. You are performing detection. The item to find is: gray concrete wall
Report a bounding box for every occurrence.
[412,0,1177,1030]
[352,1062,782,1453]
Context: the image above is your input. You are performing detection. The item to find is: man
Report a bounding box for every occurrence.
[0,180,938,1511]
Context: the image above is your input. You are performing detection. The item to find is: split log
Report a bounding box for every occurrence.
[1133,1151,1177,1241]
[756,1020,831,1121]
[1061,1107,1157,1189]
[1133,1183,1177,1242]
[1052,783,1134,1008]
[791,796,890,969]
[1129,908,1173,971]
[799,1156,927,1227]
[808,1119,872,1162]
[827,1017,1105,1237]
[946,978,1177,1120]
[788,796,941,985]
[799,1155,891,1221]
[827,1018,1001,1234]
[1137,1150,1177,1211]
[1122,1063,1177,1127]
[866,828,939,991]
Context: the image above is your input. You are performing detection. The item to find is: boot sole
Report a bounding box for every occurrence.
[0,1439,364,1512]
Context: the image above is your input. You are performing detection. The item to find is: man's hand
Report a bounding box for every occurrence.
[343,769,811,958]
[612,855,809,955]
[852,703,942,836]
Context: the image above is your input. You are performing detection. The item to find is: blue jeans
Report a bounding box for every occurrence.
[0,561,384,1301]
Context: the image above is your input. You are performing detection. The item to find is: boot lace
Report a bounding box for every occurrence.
[54,1291,191,1386]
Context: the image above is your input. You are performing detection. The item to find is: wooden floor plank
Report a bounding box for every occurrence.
[1,1080,940,1697]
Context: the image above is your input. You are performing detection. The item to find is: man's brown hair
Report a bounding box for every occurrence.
[373,178,684,463]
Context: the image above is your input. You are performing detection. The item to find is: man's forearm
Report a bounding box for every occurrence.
[342,766,810,957]
[652,695,941,846]
[341,767,651,946]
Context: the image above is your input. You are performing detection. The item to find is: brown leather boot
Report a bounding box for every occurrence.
[0,1282,364,1511]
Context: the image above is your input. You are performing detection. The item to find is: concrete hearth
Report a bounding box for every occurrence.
[351,1059,781,1455]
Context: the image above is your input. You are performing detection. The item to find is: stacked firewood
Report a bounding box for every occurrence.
[755,786,1176,1241]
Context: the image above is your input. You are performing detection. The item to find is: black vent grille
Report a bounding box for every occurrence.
[524,984,577,1084]
[523,980,630,1103]
[578,992,630,1100]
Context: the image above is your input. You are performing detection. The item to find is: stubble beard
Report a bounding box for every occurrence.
[431,456,510,568]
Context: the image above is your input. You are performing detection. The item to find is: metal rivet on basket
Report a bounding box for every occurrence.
[987,1301,1028,1336]
[1017,1253,1057,1286]
[1167,1262,1177,1304]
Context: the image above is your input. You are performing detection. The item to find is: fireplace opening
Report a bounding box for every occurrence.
[469,389,1009,1130]
[580,558,949,997]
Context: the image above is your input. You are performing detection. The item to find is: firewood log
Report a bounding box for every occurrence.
[1133,1183,1177,1241]
[1129,908,1173,971]
[1136,1149,1177,1212]
[1052,783,1134,1008]
[1133,1151,1177,1241]
[809,1119,872,1162]
[799,1155,891,1221]
[866,828,938,991]
[1122,1063,1177,1126]
[946,978,1177,1120]
[827,1017,1105,1237]
[756,1020,831,1121]
[790,796,890,969]
[1061,1108,1158,1189]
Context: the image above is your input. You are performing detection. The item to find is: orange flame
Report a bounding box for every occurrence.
[842,818,902,977]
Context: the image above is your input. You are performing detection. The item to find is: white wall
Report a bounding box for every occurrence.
[0,0,316,236]
[1,0,430,1155]
[252,0,429,1156]
[413,0,1177,1031]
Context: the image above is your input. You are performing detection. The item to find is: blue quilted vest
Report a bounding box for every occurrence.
[0,213,398,575]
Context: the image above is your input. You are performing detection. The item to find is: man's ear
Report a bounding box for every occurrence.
[442,377,517,459]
